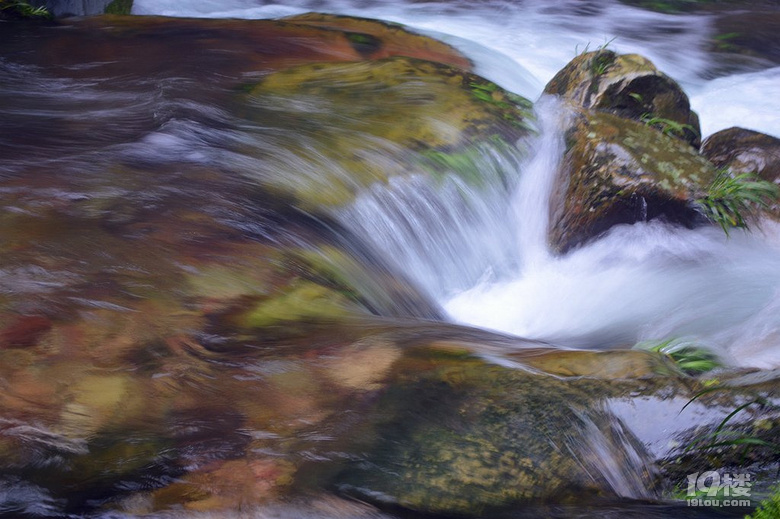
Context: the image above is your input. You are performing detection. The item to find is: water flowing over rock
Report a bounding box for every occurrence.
[325,343,780,516]
[240,56,534,208]
[2,7,780,519]
[544,50,701,148]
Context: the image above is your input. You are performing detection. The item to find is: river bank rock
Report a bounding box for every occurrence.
[322,342,780,516]
[547,109,716,253]
[240,56,534,208]
[701,127,780,219]
[0,14,470,83]
[544,50,701,148]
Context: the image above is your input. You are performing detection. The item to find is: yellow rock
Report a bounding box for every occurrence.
[320,337,401,390]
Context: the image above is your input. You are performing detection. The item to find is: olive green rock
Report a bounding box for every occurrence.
[549,109,717,253]
[241,57,534,208]
[327,344,780,516]
[544,50,701,148]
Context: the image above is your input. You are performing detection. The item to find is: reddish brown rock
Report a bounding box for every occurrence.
[0,315,51,349]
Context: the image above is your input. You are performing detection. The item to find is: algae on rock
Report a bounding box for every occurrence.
[548,109,716,253]
[241,57,534,208]
[545,50,701,148]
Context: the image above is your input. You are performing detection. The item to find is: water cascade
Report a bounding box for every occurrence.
[2,0,780,517]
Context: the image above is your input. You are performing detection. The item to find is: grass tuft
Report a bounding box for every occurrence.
[0,0,51,19]
[695,170,779,235]
[640,113,698,140]
[747,484,780,519]
[636,338,721,375]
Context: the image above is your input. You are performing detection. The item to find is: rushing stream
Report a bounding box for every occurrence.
[131,0,780,368]
[2,0,780,517]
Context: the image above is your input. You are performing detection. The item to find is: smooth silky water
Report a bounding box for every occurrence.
[2,0,780,517]
[133,0,780,368]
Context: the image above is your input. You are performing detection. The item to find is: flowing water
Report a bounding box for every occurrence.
[133,0,780,368]
[2,1,780,517]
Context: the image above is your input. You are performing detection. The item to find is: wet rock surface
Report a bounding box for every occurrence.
[1,10,779,519]
[702,127,780,219]
[544,50,700,148]
[548,109,715,253]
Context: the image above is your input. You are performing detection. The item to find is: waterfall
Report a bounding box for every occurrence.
[513,95,568,271]
[339,141,526,299]
[63,0,779,370]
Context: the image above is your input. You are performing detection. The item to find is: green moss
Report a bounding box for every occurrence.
[420,135,519,187]
[617,0,716,13]
[240,280,354,328]
[241,58,533,208]
[345,31,382,55]
[104,0,133,15]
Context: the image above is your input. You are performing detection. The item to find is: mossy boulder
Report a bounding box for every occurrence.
[701,127,780,219]
[8,14,470,84]
[544,50,701,148]
[325,343,780,516]
[103,0,132,15]
[240,56,534,208]
[549,109,717,253]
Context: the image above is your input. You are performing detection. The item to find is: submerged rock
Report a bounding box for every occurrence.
[545,50,701,148]
[548,109,716,253]
[324,343,780,516]
[241,56,534,207]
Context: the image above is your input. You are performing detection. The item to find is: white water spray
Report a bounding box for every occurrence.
[131,0,780,368]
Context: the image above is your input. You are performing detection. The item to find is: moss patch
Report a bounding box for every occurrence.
[104,0,133,15]
[242,57,533,208]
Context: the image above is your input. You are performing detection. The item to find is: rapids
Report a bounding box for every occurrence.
[2,1,780,518]
[131,0,780,368]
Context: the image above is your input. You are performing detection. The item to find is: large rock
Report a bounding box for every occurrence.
[545,50,701,148]
[548,109,717,253]
[324,342,780,516]
[0,14,470,82]
[241,56,534,207]
[281,12,471,70]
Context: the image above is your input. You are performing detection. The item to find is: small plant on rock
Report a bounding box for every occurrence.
[695,170,779,235]
[0,0,51,19]
[682,387,780,459]
[636,338,721,375]
[640,113,697,140]
[747,484,780,519]
[587,37,618,76]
